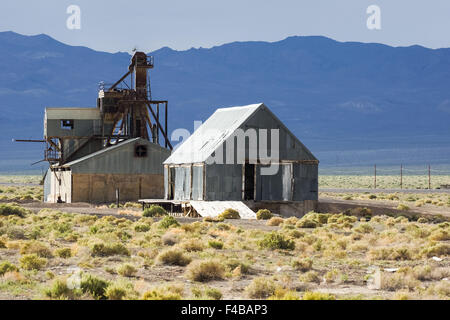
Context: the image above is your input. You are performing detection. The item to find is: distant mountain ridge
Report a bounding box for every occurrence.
[0,31,449,172]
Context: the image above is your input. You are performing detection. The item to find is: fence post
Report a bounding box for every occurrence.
[428,164,431,189]
[400,164,403,189]
[374,164,377,189]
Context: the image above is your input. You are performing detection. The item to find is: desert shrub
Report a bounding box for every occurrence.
[20,241,53,258]
[186,260,225,282]
[226,259,250,274]
[299,271,320,284]
[380,272,419,291]
[156,248,191,266]
[208,240,224,249]
[54,247,72,259]
[142,287,182,300]
[266,217,284,226]
[117,263,137,277]
[143,205,167,217]
[368,194,377,199]
[19,254,47,270]
[421,243,450,257]
[291,258,313,272]
[105,279,138,300]
[387,194,400,200]
[397,204,410,211]
[245,277,276,299]
[191,286,223,300]
[218,208,240,220]
[91,242,129,257]
[268,288,300,300]
[367,247,414,261]
[429,281,450,298]
[45,278,79,300]
[80,274,109,300]
[0,261,18,275]
[162,232,179,246]
[142,290,181,300]
[429,228,450,241]
[159,216,180,229]
[353,223,374,234]
[134,223,151,232]
[179,239,204,252]
[258,232,295,250]
[105,285,127,300]
[0,204,28,217]
[256,209,273,220]
[216,223,231,231]
[296,212,323,228]
[124,202,141,209]
[406,224,430,238]
[413,265,433,281]
[302,292,335,300]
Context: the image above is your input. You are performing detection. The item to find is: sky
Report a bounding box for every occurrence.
[0,0,449,53]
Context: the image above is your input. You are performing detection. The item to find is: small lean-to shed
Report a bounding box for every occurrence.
[163,103,318,209]
[44,138,170,203]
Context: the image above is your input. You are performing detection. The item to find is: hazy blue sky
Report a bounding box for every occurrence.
[0,0,449,53]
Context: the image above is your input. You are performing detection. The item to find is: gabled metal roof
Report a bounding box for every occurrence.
[164,103,262,165]
[59,137,168,168]
[164,102,317,165]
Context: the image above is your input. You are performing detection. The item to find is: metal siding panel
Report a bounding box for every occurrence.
[164,166,168,199]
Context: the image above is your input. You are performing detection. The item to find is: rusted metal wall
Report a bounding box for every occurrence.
[204,164,241,201]
[292,163,318,201]
[72,173,164,203]
[66,138,170,175]
[163,104,319,203]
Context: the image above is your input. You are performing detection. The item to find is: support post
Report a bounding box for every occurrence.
[116,188,120,207]
[400,164,403,189]
[428,164,431,189]
[374,164,377,189]
[165,102,168,149]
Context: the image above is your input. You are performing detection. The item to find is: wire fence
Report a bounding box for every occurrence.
[319,164,450,190]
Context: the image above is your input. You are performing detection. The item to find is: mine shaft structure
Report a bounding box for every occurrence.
[41,51,172,166]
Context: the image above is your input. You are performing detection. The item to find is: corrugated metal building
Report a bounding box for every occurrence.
[44,138,170,203]
[163,103,318,209]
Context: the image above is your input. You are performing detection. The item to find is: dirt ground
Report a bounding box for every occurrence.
[0,199,449,300]
[0,180,449,300]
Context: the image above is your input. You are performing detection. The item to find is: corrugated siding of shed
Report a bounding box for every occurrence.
[174,166,191,200]
[191,166,204,200]
[241,106,316,161]
[255,165,283,201]
[292,163,318,201]
[205,164,241,201]
[69,140,170,175]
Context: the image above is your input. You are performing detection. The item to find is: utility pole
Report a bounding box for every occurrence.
[374,164,377,189]
[428,164,431,189]
[400,164,403,189]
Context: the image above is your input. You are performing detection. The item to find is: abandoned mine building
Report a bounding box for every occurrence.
[162,103,319,216]
[43,52,172,203]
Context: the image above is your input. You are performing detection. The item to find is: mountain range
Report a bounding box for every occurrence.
[0,31,449,172]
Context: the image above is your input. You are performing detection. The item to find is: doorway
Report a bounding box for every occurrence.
[243,163,255,200]
[167,167,175,200]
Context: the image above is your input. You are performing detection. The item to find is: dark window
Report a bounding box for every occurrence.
[135,145,148,158]
[61,119,74,130]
